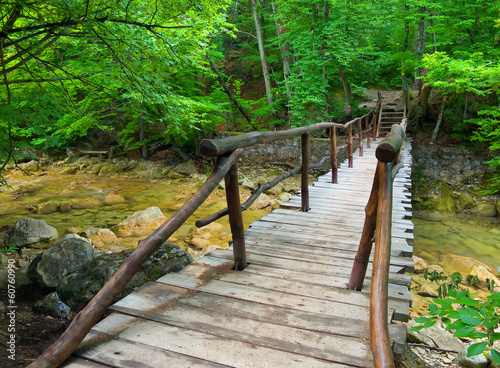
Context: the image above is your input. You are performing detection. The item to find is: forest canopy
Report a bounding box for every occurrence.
[1,0,499,188]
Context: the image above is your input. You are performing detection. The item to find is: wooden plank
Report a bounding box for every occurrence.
[72,330,229,368]
[60,357,110,368]
[88,312,354,368]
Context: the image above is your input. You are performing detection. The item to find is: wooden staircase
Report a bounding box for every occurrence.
[377,103,405,137]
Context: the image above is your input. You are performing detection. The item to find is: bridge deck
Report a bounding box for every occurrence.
[62,138,413,368]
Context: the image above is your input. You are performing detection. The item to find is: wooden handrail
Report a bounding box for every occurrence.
[348,117,407,368]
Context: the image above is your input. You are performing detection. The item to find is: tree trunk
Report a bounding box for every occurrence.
[430,95,448,143]
[416,7,426,92]
[271,0,292,102]
[250,0,274,109]
[207,53,252,125]
[139,118,148,159]
[339,65,353,101]
[322,1,331,115]
[409,84,432,129]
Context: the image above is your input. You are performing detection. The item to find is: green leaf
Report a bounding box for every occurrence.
[454,326,476,338]
[467,341,487,357]
[491,349,500,363]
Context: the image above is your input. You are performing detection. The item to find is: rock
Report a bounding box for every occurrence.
[68,198,101,209]
[458,345,488,368]
[417,285,439,298]
[407,319,463,352]
[204,245,220,253]
[20,248,45,261]
[277,192,292,204]
[19,160,40,172]
[413,256,428,273]
[0,269,32,290]
[455,193,476,211]
[413,180,457,214]
[34,292,71,318]
[112,207,166,237]
[190,223,225,240]
[57,243,192,312]
[28,234,97,288]
[65,226,83,234]
[468,264,500,292]
[427,264,444,274]
[82,227,117,247]
[251,193,272,209]
[241,178,256,190]
[190,238,211,249]
[4,218,58,249]
[443,254,498,275]
[173,160,198,176]
[470,200,498,217]
[103,194,127,205]
[27,201,59,215]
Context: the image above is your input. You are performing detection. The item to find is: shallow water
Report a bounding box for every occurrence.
[0,171,269,253]
[412,215,500,273]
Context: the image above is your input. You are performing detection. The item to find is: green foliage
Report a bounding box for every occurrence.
[0,246,19,254]
[423,268,463,299]
[410,289,500,363]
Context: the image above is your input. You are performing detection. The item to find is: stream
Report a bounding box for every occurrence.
[0,171,270,255]
[412,215,500,273]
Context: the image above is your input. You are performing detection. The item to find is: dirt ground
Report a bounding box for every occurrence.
[0,285,71,367]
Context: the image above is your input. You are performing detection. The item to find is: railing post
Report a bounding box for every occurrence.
[301,133,310,212]
[358,118,363,157]
[224,158,247,271]
[329,127,338,184]
[348,124,353,168]
[348,163,380,290]
[372,112,378,140]
[366,116,371,148]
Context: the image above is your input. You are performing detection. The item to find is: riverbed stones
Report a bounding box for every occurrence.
[4,218,58,249]
[413,180,457,214]
[442,253,497,275]
[28,234,97,289]
[112,206,166,237]
[57,242,192,312]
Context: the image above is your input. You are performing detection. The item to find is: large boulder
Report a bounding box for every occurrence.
[34,292,71,319]
[4,218,58,249]
[57,243,192,312]
[28,234,97,288]
[112,206,166,237]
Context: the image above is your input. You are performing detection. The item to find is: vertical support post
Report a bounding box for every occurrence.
[329,127,338,184]
[348,124,353,168]
[224,159,247,271]
[372,112,378,139]
[348,163,380,290]
[366,116,371,148]
[301,133,310,212]
[358,118,364,157]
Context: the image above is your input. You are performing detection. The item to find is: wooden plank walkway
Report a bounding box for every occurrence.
[62,138,414,368]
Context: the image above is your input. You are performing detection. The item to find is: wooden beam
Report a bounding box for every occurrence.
[375,124,404,163]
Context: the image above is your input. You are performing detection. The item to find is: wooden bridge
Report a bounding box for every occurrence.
[29,102,414,368]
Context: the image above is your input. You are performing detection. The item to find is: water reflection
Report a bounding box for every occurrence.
[412,215,500,272]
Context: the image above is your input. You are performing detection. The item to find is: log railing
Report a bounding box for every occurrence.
[27,102,381,368]
[347,118,408,368]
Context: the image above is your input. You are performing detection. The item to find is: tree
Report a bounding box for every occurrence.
[0,0,231,175]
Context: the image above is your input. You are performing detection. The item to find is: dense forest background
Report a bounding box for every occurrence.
[0,0,499,189]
